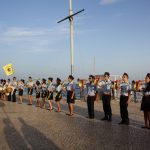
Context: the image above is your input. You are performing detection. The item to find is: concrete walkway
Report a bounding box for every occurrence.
[0,97,150,150]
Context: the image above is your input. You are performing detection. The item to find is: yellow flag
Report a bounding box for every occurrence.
[3,64,14,76]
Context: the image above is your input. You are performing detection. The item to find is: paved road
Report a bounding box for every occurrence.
[0,97,150,150]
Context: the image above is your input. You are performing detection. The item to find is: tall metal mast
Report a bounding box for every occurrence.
[57,0,84,75]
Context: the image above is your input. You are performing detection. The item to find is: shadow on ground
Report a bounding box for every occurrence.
[3,117,60,150]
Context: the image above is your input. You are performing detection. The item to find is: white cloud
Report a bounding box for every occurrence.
[99,0,121,5]
[0,26,70,53]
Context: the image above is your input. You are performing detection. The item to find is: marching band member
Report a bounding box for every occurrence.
[118,73,132,125]
[41,78,47,109]
[35,80,41,107]
[2,80,7,100]
[47,78,55,110]
[26,76,34,105]
[86,75,98,119]
[55,78,62,112]
[140,73,150,129]
[0,79,3,99]
[6,79,12,101]
[63,75,75,116]
[98,72,113,121]
[131,80,137,103]
[18,79,25,104]
[11,77,17,102]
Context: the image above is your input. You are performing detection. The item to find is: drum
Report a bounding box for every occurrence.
[0,87,3,92]
[6,87,13,93]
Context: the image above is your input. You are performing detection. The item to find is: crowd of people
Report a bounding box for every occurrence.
[0,73,150,130]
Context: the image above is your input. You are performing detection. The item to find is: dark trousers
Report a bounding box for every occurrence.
[102,94,112,119]
[87,96,95,118]
[8,93,11,101]
[120,95,129,123]
[12,89,17,102]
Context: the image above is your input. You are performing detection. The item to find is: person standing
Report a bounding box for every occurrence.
[18,79,25,104]
[26,76,34,105]
[0,79,3,99]
[86,75,97,119]
[7,79,12,101]
[35,80,41,107]
[41,78,47,109]
[140,73,150,129]
[47,77,55,110]
[98,72,113,121]
[55,78,62,112]
[11,77,17,102]
[63,75,75,116]
[118,73,132,125]
[131,80,137,103]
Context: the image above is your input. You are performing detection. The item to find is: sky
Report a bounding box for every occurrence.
[0,0,150,80]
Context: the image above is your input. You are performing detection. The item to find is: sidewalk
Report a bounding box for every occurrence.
[0,96,150,150]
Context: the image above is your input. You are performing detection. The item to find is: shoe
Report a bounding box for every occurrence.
[101,117,108,121]
[124,122,129,125]
[118,121,124,125]
[141,126,148,129]
[55,110,61,112]
[108,118,112,122]
[66,113,70,115]
[41,106,45,109]
[89,117,94,119]
[69,114,74,116]
[27,103,32,105]
[141,126,150,129]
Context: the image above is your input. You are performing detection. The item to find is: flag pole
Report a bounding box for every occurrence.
[57,0,84,76]
[69,0,74,75]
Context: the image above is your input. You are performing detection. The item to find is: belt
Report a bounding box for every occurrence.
[144,92,150,96]
[103,92,111,96]
[121,95,129,97]
[88,95,95,97]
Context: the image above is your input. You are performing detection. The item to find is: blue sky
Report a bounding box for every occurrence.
[0,0,150,80]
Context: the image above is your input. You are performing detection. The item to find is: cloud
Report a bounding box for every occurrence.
[0,25,70,53]
[99,0,121,5]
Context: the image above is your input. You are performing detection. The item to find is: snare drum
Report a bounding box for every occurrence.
[6,87,13,93]
[0,87,3,92]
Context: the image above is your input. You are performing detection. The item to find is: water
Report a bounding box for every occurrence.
[17,85,144,102]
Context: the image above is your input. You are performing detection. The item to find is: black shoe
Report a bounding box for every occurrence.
[101,117,108,121]
[124,122,129,125]
[86,116,94,119]
[118,121,124,125]
[141,126,148,129]
[108,117,112,122]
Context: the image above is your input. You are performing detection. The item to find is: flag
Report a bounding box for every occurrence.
[3,63,14,76]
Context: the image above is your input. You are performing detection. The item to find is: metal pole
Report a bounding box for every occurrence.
[69,0,74,75]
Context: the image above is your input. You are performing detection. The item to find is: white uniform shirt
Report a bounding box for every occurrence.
[11,81,17,89]
[98,79,112,94]
[18,82,25,90]
[67,81,75,91]
[47,83,55,92]
[42,83,47,91]
[56,84,62,92]
[27,81,34,88]
[119,82,131,96]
